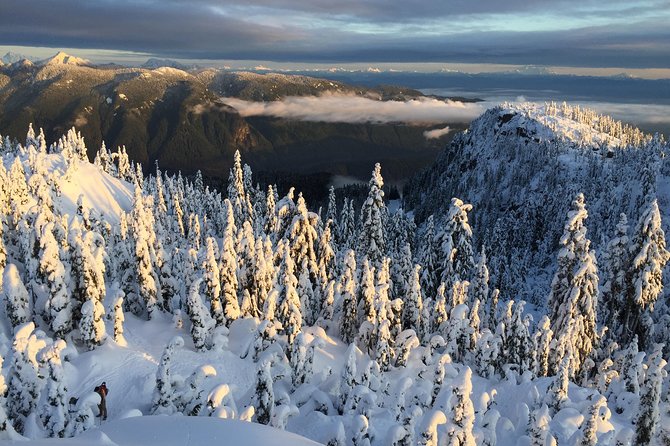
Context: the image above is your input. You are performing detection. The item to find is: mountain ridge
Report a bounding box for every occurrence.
[404,102,665,301]
[0,61,463,183]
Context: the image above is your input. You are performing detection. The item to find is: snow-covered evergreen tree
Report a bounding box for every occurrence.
[297,259,317,326]
[317,219,336,286]
[435,198,475,287]
[6,323,47,434]
[132,186,159,319]
[174,365,216,416]
[429,282,448,335]
[528,403,552,446]
[623,199,670,349]
[470,246,490,314]
[69,225,106,326]
[501,300,532,373]
[474,329,501,379]
[39,224,72,338]
[548,193,599,376]
[264,184,277,236]
[375,318,393,372]
[352,414,371,446]
[39,340,68,438]
[359,164,387,265]
[202,236,224,326]
[186,279,211,351]
[219,200,240,325]
[339,250,358,344]
[152,336,184,415]
[600,213,629,333]
[391,243,412,300]
[287,193,318,279]
[402,265,424,337]
[236,220,257,310]
[339,344,358,413]
[326,186,339,236]
[228,150,253,226]
[634,345,666,446]
[417,409,446,446]
[111,292,125,344]
[579,395,606,446]
[546,355,570,413]
[533,315,553,377]
[79,297,106,350]
[290,332,309,389]
[339,198,356,249]
[418,215,439,298]
[3,264,30,329]
[276,249,302,345]
[327,421,347,446]
[446,367,476,446]
[187,213,201,251]
[254,360,275,425]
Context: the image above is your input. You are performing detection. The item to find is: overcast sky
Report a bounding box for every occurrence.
[1,0,669,69]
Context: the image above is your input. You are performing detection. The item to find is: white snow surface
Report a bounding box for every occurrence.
[4,416,321,445]
[3,153,134,223]
[498,102,627,148]
[0,293,637,445]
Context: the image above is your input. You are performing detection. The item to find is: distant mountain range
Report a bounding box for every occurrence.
[0,52,471,183]
[141,58,196,70]
[1,51,32,65]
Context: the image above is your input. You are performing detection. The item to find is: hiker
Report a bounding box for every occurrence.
[94,382,108,420]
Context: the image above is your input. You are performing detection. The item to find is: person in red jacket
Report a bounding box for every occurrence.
[94,382,108,420]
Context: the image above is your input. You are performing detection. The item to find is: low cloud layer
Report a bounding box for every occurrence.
[219,95,670,137]
[579,102,670,126]
[220,95,484,125]
[423,126,452,139]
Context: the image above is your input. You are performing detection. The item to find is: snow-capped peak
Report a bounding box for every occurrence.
[40,51,91,67]
[1,51,31,65]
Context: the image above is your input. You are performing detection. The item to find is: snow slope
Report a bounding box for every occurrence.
[2,301,627,446]
[47,156,133,223]
[5,416,321,445]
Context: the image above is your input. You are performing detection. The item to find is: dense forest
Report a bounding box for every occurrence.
[0,103,669,444]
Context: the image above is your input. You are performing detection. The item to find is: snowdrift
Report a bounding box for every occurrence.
[4,416,321,445]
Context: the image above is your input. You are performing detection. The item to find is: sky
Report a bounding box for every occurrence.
[1,0,669,72]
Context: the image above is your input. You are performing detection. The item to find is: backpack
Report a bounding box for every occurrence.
[95,383,109,397]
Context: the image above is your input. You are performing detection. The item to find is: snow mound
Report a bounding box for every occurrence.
[4,416,321,445]
[94,416,321,446]
[42,155,133,223]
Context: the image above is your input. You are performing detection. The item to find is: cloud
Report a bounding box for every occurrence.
[0,0,668,68]
[220,94,484,124]
[576,102,670,126]
[423,126,452,139]
[74,115,88,127]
